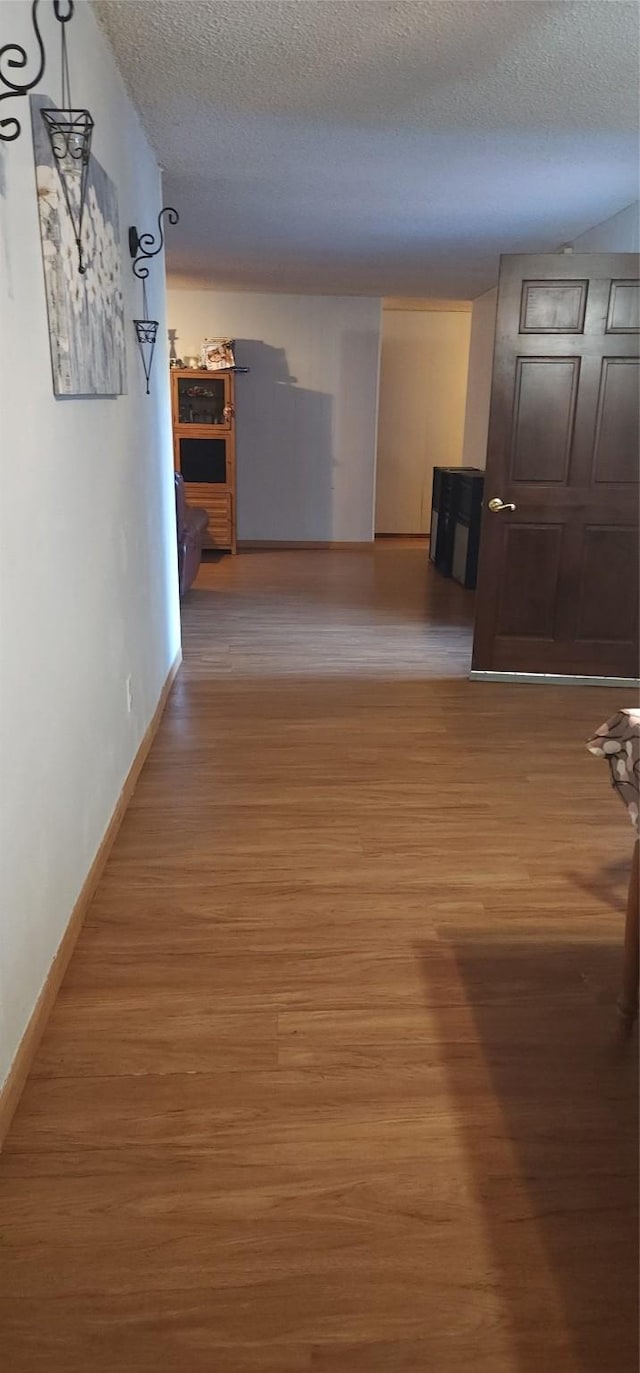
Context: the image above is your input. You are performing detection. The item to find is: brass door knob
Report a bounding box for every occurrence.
[488,497,516,513]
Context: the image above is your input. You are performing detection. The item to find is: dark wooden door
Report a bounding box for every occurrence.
[472,254,639,680]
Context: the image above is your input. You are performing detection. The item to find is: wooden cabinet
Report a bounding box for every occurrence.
[171,369,236,553]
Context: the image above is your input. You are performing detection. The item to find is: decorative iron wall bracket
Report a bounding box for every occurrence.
[1,1,93,273]
[129,207,179,279]
[0,0,72,143]
[129,207,179,395]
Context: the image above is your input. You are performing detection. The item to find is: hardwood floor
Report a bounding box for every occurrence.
[0,541,637,1372]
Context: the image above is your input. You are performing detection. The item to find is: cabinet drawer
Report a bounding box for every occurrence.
[190,490,232,548]
[207,513,232,545]
[185,486,230,515]
[183,486,232,547]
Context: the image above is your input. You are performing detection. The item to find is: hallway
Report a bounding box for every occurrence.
[0,543,636,1371]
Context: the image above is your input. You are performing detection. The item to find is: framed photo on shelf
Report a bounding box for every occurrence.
[201,338,236,371]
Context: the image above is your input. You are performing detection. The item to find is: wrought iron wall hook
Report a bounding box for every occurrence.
[129,207,179,280]
[0,0,77,142]
[129,207,179,395]
[0,0,46,142]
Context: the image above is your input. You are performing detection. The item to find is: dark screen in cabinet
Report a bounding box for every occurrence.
[179,437,227,484]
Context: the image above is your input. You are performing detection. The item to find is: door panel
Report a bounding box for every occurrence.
[519,280,588,333]
[577,527,638,644]
[472,253,639,679]
[496,525,563,638]
[592,359,639,483]
[510,357,579,483]
[607,281,640,332]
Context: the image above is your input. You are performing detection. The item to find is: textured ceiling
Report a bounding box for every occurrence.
[95,0,639,297]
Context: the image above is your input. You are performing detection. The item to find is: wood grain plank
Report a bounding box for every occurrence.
[0,543,636,1373]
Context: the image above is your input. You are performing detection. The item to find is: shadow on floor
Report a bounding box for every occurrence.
[564,857,631,916]
[416,929,638,1373]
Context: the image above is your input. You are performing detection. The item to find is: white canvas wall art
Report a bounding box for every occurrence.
[30,93,126,396]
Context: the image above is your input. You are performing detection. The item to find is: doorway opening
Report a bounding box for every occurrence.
[373,296,487,669]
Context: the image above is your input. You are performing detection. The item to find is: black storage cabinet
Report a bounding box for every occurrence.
[429,466,484,586]
[451,471,484,589]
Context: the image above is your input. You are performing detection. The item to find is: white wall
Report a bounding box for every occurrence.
[460,288,498,471]
[0,2,181,1090]
[460,202,640,472]
[568,201,639,252]
[375,307,471,533]
[167,289,382,542]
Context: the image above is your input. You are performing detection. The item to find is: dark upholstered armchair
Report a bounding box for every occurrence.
[174,473,208,597]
